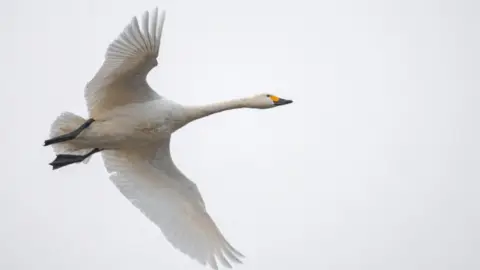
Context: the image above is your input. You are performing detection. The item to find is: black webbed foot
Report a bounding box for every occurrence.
[49,148,102,170]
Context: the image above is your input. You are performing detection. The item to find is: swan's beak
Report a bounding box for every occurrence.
[274,98,293,106]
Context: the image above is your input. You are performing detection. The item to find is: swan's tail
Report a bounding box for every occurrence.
[47,112,94,164]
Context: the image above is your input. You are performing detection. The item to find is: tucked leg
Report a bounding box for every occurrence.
[44,118,95,146]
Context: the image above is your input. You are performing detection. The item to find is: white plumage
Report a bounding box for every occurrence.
[45,7,292,269]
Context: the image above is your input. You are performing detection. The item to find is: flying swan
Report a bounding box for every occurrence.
[44,7,292,270]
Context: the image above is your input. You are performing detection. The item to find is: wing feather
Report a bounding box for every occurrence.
[141,11,152,51]
[85,8,166,118]
[101,139,244,269]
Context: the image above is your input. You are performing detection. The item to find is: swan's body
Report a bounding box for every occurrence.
[72,99,186,149]
[45,8,292,270]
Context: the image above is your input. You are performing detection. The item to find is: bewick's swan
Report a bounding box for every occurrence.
[44,8,292,269]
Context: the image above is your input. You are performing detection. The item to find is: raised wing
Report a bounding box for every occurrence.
[85,8,166,118]
[101,139,244,269]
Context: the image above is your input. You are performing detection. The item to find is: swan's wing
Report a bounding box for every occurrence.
[85,8,166,118]
[101,138,244,269]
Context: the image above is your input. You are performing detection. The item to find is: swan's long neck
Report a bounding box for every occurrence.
[184,98,247,123]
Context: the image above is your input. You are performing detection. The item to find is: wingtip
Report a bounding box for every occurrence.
[150,7,167,28]
[158,8,166,22]
[152,7,166,15]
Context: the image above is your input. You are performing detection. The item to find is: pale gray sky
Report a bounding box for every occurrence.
[1,0,479,269]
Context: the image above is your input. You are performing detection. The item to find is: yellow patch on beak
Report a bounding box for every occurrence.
[269,95,280,102]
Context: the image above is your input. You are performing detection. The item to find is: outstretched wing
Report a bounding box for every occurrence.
[101,139,244,269]
[85,8,166,118]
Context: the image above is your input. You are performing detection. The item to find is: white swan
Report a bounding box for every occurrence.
[44,8,292,270]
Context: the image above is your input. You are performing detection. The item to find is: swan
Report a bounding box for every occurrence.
[44,8,292,269]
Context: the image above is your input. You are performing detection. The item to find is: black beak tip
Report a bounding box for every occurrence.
[275,98,293,106]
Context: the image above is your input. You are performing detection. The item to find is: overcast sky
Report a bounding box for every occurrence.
[1,0,479,269]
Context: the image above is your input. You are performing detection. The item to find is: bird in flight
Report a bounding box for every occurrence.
[44,7,293,269]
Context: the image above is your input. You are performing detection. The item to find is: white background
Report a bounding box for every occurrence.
[1,0,479,269]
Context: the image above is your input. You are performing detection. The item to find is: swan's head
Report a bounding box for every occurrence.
[244,94,293,109]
